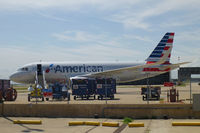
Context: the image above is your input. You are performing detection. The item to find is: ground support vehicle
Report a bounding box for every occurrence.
[3,88,17,101]
[0,79,17,101]
[71,77,96,100]
[141,86,161,101]
[43,88,53,101]
[96,78,116,100]
[28,85,44,102]
[51,83,70,101]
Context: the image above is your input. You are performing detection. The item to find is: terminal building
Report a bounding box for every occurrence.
[178,67,200,82]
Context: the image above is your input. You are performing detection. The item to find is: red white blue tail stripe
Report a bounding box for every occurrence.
[145,32,174,65]
[143,32,174,72]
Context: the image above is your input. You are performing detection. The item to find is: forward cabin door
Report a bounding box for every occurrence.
[36,64,45,88]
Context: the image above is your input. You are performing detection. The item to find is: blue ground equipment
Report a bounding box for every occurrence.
[51,83,70,101]
[71,77,96,100]
[96,78,116,100]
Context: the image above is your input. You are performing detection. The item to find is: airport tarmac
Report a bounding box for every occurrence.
[7,83,200,104]
[1,83,200,132]
[1,117,200,133]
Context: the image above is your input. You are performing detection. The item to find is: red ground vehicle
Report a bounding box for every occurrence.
[0,80,17,101]
[43,88,53,101]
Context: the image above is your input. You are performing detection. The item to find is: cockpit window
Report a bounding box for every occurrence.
[18,67,28,71]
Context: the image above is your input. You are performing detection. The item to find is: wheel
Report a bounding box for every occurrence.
[97,96,100,100]
[87,96,89,100]
[12,89,17,101]
[110,95,114,100]
[63,96,66,99]
[142,96,145,101]
[3,89,16,101]
[101,96,103,100]
[46,98,49,101]
[94,95,96,100]
[42,97,44,101]
[74,96,76,100]
[157,96,160,100]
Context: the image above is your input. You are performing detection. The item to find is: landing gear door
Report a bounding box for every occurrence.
[37,64,42,76]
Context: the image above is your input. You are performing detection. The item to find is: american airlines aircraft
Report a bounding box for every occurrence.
[10,32,188,85]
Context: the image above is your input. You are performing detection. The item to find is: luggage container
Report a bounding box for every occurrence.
[0,79,10,91]
[71,77,96,100]
[51,83,70,101]
[96,78,116,100]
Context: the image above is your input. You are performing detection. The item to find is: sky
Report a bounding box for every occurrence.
[0,0,200,79]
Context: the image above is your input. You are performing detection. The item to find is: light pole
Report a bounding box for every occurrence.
[105,78,107,104]
[146,73,149,104]
[190,74,192,104]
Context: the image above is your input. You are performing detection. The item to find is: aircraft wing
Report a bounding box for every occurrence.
[78,47,172,78]
[159,62,190,70]
[82,63,158,78]
[80,61,190,79]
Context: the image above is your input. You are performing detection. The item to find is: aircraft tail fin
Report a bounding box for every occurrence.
[146,32,174,65]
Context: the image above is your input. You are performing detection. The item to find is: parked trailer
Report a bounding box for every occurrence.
[96,78,116,100]
[71,77,96,100]
[141,86,161,101]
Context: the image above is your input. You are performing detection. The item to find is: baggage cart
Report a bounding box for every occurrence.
[51,83,70,101]
[96,78,116,100]
[71,77,96,100]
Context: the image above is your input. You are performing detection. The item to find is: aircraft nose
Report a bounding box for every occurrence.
[9,72,21,83]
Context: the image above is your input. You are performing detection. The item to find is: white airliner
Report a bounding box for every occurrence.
[10,32,188,84]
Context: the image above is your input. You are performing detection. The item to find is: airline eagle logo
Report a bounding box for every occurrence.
[45,64,54,73]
